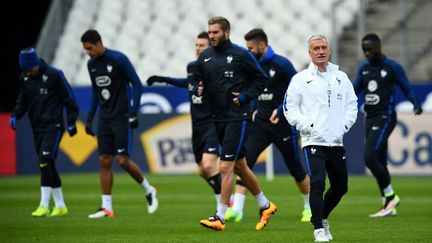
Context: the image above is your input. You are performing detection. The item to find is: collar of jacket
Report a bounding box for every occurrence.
[259,46,275,64]
[307,61,339,75]
[214,39,232,52]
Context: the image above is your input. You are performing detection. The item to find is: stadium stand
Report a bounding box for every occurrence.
[51,0,361,86]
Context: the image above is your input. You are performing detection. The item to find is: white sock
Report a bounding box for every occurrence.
[383,185,394,197]
[255,191,269,209]
[302,193,310,209]
[215,194,221,208]
[40,187,51,208]
[52,187,66,208]
[102,194,112,211]
[232,192,246,214]
[216,203,228,221]
[141,178,153,194]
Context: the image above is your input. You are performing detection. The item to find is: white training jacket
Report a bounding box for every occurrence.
[283,62,358,148]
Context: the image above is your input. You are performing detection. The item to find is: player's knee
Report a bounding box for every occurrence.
[201,161,216,175]
[220,163,234,175]
[114,155,129,167]
[363,151,377,168]
[310,178,326,192]
[336,184,348,197]
[99,155,112,169]
[233,162,244,175]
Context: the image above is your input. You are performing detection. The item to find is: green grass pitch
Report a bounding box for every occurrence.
[0,173,431,242]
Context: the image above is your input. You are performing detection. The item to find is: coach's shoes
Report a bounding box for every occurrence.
[301,208,312,222]
[32,205,50,217]
[146,187,158,214]
[50,207,68,217]
[314,228,330,242]
[88,208,114,218]
[256,201,277,230]
[225,207,243,222]
[322,219,333,240]
[200,215,225,231]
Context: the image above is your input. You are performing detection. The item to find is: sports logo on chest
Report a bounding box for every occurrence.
[42,74,48,82]
[95,76,112,87]
[226,55,233,64]
[367,80,378,92]
[269,68,276,78]
[380,69,387,78]
[107,64,113,73]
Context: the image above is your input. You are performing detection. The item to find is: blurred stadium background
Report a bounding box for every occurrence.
[1,0,431,176]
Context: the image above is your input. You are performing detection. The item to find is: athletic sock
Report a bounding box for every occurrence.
[232,192,246,214]
[52,187,66,208]
[216,203,228,222]
[255,191,270,209]
[141,178,153,194]
[102,194,113,211]
[40,187,52,208]
[303,193,311,209]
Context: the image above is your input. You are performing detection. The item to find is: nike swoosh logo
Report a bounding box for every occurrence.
[307,80,313,84]
[204,58,212,62]
[342,156,346,160]
[225,154,234,158]
[40,163,48,168]
[117,149,126,153]
[208,148,217,152]
[42,151,50,155]
[282,136,291,141]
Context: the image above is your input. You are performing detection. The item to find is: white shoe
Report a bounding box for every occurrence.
[369,195,400,218]
[88,208,114,219]
[314,228,330,242]
[322,219,333,240]
[146,187,158,214]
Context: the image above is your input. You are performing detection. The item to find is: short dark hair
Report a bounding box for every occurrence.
[81,29,102,44]
[244,28,268,45]
[197,31,209,40]
[208,16,230,31]
[362,33,381,43]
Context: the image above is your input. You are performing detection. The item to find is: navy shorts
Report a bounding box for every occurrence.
[215,119,250,161]
[97,116,131,156]
[245,118,306,181]
[34,126,63,161]
[192,123,219,163]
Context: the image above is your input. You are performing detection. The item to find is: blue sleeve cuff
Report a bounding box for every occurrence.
[238,94,248,105]
[276,105,283,118]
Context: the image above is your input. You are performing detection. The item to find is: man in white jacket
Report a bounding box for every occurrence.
[283,34,357,242]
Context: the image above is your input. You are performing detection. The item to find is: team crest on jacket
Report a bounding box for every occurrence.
[107,64,113,73]
[227,55,233,64]
[42,74,48,82]
[380,69,387,78]
[269,68,276,78]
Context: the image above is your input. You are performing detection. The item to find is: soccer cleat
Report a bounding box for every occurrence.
[50,207,68,217]
[322,219,333,240]
[301,208,312,222]
[391,208,397,216]
[146,187,158,214]
[314,228,330,242]
[369,195,400,218]
[88,208,114,219]
[31,205,50,217]
[200,215,225,231]
[225,207,243,222]
[256,201,277,231]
